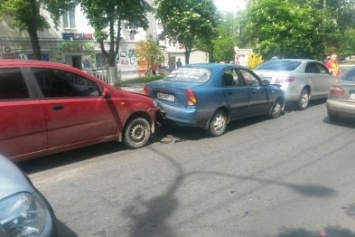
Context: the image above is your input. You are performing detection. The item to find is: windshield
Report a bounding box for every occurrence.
[342,68,355,81]
[164,68,211,83]
[256,60,301,71]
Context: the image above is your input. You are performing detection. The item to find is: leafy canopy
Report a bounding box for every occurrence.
[80,0,152,66]
[154,0,220,64]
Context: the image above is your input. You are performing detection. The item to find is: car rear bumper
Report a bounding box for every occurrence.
[157,102,210,129]
[326,99,355,118]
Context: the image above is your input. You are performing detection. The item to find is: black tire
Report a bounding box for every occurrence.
[123,117,151,149]
[270,99,282,118]
[207,110,227,137]
[298,88,310,110]
[328,114,339,122]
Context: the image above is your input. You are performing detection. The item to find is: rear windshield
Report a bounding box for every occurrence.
[164,68,211,83]
[342,68,355,81]
[256,60,301,71]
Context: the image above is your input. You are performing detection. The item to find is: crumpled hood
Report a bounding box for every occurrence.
[0,154,34,200]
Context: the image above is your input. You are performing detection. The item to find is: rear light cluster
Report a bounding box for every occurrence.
[329,86,345,95]
[143,84,149,94]
[275,76,296,83]
[186,89,197,105]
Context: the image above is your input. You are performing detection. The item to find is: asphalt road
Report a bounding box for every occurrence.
[20,97,355,237]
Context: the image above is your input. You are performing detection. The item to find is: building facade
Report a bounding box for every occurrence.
[0,2,208,79]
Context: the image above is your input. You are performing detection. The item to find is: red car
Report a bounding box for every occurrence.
[0,60,160,162]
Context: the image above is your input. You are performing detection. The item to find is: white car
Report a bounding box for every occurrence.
[0,154,56,236]
[254,59,338,109]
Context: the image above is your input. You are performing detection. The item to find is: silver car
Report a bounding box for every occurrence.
[254,59,338,109]
[0,154,56,237]
[327,66,355,121]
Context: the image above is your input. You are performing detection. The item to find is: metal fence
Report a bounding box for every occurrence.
[85,67,121,85]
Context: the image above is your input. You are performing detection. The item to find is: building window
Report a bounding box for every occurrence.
[63,6,76,29]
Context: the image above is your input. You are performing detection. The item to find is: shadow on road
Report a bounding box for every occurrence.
[275,226,355,237]
[323,116,355,128]
[17,141,125,174]
[284,98,327,112]
[344,203,355,220]
[56,218,78,237]
[123,146,338,237]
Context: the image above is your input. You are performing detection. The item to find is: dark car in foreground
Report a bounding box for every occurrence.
[327,66,355,121]
[0,60,160,162]
[0,154,56,236]
[144,63,285,136]
[254,59,338,110]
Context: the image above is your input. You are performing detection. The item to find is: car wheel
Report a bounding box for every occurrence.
[207,110,227,137]
[328,114,339,122]
[270,99,282,118]
[298,88,310,110]
[123,117,151,149]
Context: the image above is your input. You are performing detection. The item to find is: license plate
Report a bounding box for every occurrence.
[157,92,175,101]
[349,93,355,102]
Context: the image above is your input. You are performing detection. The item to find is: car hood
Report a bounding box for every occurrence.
[0,155,33,200]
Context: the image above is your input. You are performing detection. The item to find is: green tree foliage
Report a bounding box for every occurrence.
[0,0,74,59]
[80,0,151,67]
[154,0,219,64]
[243,0,355,59]
[244,0,316,59]
[212,13,238,62]
[136,34,164,75]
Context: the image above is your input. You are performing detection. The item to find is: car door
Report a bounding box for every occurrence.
[221,68,250,120]
[30,68,118,149]
[0,67,47,161]
[305,62,337,98]
[238,68,271,115]
[316,62,339,96]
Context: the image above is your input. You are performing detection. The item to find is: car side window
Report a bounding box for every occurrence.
[32,68,100,98]
[0,68,29,100]
[318,63,330,74]
[305,63,320,73]
[221,69,244,87]
[239,69,260,86]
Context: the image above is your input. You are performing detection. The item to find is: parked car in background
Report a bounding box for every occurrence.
[144,63,285,137]
[254,59,338,110]
[0,60,160,162]
[327,66,355,121]
[0,154,56,236]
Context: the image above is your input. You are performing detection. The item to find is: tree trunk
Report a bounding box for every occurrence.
[27,0,41,60]
[185,47,192,65]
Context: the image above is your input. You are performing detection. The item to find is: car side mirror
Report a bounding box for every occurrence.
[102,87,111,98]
[262,80,270,86]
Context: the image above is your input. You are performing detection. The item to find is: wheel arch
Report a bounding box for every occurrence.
[118,111,153,142]
[206,106,230,129]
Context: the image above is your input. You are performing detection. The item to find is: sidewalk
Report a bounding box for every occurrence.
[119,83,145,94]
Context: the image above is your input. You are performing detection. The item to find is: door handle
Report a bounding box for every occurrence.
[52,105,64,110]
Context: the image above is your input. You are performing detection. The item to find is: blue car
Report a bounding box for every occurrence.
[144,63,285,136]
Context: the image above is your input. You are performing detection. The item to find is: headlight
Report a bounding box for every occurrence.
[0,192,53,237]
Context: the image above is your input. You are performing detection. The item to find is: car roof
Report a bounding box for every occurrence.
[182,63,250,70]
[268,59,321,63]
[0,59,74,69]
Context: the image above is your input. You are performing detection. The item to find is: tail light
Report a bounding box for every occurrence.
[275,76,295,83]
[329,86,345,95]
[186,89,197,105]
[143,84,149,95]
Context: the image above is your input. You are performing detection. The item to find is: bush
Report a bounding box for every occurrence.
[115,75,165,87]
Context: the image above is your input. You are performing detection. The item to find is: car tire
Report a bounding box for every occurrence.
[328,114,339,122]
[298,88,310,110]
[270,99,282,118]
[207,110,227,137]
[123,117,151,149]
